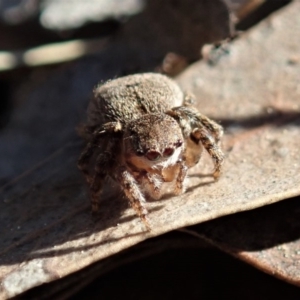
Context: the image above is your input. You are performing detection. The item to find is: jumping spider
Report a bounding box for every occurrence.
[78,73,224,230]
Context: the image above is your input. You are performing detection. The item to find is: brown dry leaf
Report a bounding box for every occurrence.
[1,0,300,298]
[14,232,212,299]
[175,0,300,286]
[190,196,300,287]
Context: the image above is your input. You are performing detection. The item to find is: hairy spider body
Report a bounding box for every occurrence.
[78,73,224,230]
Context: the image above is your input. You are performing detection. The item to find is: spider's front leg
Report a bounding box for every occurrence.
[78,121,122,178]
[78,121,122,211]
[114,165,151,231]
[90,151,113,213]
[78,125,106,185]
[90,172,104,213]
[192,127,224,179]
[167,106,224,180]
[182,95,224,143]
[141,172,162,200]
[174,160,189,194]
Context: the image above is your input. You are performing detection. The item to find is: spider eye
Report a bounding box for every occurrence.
[146,151,161,161]
[163,147,174,157]
[174,140,183,148]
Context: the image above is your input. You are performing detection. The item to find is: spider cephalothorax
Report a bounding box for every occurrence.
[78,73,224,230]
[124,114,184,167]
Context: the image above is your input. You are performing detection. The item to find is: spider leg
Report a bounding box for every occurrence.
[167,106,224,179]
[89,132,120,212]
[192,128,224,179]
[174,160,188,194]
[162,158,189,195]
[89,153,111,212]
[77,126,105,185]
[179,99,224,143]
[114,166,151,231]
[78,121,122,185]
[142,172,162,200]
[193,112,224,144]
[90,172,104,213]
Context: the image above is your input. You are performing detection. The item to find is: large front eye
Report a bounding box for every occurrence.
[146,151,161,161]
[163,147,174,157]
